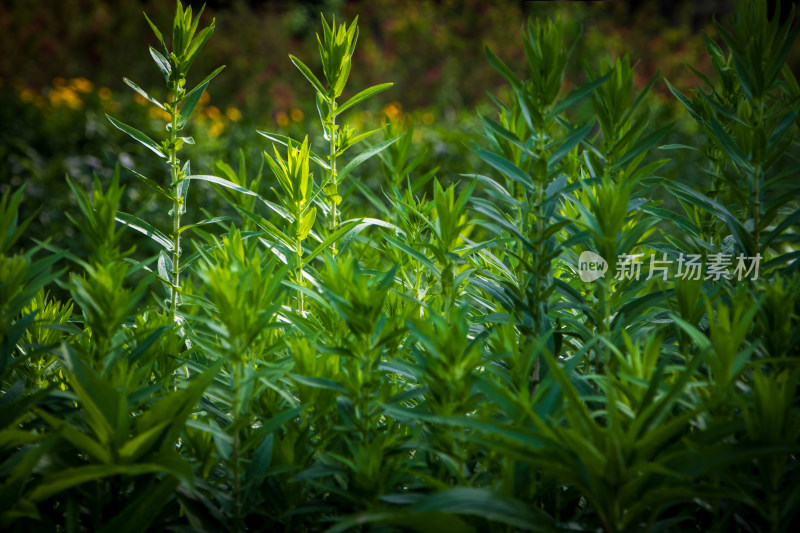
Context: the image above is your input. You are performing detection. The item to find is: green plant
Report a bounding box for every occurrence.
[106,1,225,322]
[1,1,799,532]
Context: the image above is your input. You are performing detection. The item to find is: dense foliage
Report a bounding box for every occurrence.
[1,1,799,531]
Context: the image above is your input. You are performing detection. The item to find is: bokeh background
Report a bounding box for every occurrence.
[2,0,794,257]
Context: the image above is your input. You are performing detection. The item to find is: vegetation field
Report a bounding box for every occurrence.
[1,1,799,531]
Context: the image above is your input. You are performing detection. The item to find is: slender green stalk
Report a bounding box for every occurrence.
[328,98,339,252]
[233,361,242,530]
[296,236,305,315]
[169,103,182,323]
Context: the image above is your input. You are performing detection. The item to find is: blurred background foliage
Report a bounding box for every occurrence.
[1,0,796,257]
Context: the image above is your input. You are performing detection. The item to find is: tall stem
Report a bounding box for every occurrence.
[753,163,761,252]
[328,96,338,253]
[752,98,764,253]
[296,236,305,316]
[169,99,181,323]
[233,362,242,530]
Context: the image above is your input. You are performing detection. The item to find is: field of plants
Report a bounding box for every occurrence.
[1,0,799,531]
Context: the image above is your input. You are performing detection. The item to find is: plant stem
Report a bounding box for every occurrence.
[233,362,242,530]
[328,96,338,253]
[753,163,762,253]
[169,99,181,323]
[296,236,304,316]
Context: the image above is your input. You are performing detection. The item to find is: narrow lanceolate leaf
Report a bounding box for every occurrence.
[476,149,535,192]
[256,131,331,170]
[123,166,173,201]
[185,174,259,196]
[549,121,593,169]
[305,219,361,263]
[612,124,672,172]
[550,71,611,116]
[183,24,215,73]
[336,126,385,156]
[143,12,167,54]
[149,46,172,82]
[485,45,521,90]
[384,234,440,276]
[337,136,402,181]
[707,116,752,171]
[336,217,402,253]
[336,83,394,116]
[289,54,327,95]
[178,216,231,235]
[123,78,165,110]
[116,211,174,251]
[182,65,226,103]
[664,78,698,119]
[667,181,756,254]
[106,115,165,158]
[176,81,207,130]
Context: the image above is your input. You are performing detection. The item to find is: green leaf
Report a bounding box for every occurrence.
[143,12,167,54]
[123,166,173,201]
[185,174,259,196]
[178,216,231,235]
[485,45,521,90]
[290,373,347,393]
[36,410,112,464]
[550,71,611,116]
[122,78,165,110]
[115,211,174,251]
[176,82,207,130]
[289,54,327,95]
[336,83,393,116]
[149,46,172,82]
[28,463,176,503]
[612,124,671,172]
[475,149,535,192]
[305,219,360,263]
[182,65,225,103]
[256,131,331,170]
[98,477,180,533]
[664,78,698,118]
[337,136,402,181]
[707,116,752,171]
[385,234,440,276]
[549,121,593,169]
[183,25,215,74]
[106,115,165,158]
[336,217,401,254]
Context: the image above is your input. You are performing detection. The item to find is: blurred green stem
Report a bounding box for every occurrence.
[169,91,182,323]
[328,96,339,253]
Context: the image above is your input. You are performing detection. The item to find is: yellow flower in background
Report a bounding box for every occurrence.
[226,107,242,121]
[49,86,82,109]
[383,101,402,120]
[134,93,147,106]
[98,87,112,100]
[276,111,289,127]
[53,77,66,88]
[206,105,222,120]
[422,112,434,125]
[200,92,211,104]
[209,121,226,138]
[69,77,93,93]
[290,108,304,122]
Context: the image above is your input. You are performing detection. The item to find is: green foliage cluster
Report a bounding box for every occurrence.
[1,1,799,531]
